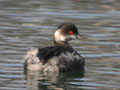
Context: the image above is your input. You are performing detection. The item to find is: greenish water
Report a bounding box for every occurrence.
[0,0,120,90]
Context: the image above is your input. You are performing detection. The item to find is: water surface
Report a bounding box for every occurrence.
[0,0,120,90]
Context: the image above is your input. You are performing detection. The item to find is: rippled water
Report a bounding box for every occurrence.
[0,0,120,90]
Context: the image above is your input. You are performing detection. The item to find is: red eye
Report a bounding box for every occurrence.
[69,30,74,35]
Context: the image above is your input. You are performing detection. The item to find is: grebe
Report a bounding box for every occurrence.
[24,22,85,72]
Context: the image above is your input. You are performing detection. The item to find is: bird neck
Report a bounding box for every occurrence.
[54,39,69,46]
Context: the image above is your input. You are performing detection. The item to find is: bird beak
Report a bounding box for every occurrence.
[76,34,81,39]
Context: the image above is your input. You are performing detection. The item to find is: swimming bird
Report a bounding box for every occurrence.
[24,22,85,72]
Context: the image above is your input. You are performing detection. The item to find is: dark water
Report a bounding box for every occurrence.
[0,0,120,90]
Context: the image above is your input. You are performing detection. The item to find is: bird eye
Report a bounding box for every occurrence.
[69,30,74,35]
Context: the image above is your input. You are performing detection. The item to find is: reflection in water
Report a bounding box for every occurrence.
[24,70,84,90]
[0,0,120,90]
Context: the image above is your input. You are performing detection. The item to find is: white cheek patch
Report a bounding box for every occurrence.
[54,30,66,41]
[60,36,66,41]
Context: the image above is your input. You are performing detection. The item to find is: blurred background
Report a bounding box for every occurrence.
[0,0,120,90]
